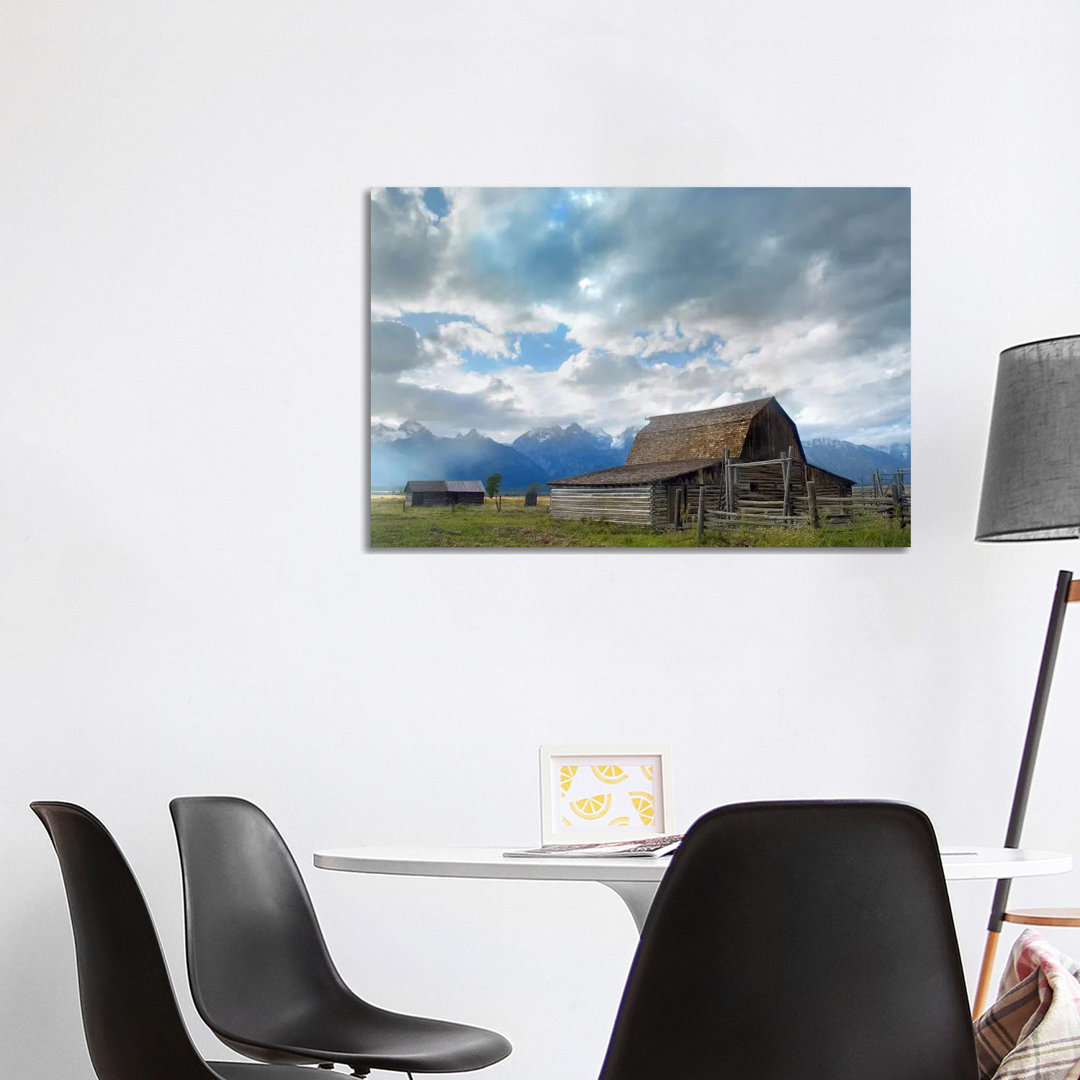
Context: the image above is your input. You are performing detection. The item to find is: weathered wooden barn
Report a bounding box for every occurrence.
[626,396,804,467]
[403,480,486,507]
[549,397,853,525]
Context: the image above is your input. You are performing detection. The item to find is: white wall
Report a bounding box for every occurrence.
[5,2,1080,1077]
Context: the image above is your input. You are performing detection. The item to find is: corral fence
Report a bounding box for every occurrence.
[688,456,909,541]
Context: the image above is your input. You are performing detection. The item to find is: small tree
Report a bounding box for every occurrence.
[524,482,539,507]
[485,472,503,511]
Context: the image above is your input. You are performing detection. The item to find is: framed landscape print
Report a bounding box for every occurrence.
[370,187,910,548]
[538,745,672,845]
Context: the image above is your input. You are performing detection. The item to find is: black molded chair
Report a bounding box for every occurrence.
[31,801,315,1080]
[597,800,979,1080]
[169,796,511,1077]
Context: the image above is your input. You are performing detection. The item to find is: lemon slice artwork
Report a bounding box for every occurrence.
[591,764,628,784]
[559,764,578,794]
[609,816,630,827]
[630,791,655,827]
[569,793,612,821]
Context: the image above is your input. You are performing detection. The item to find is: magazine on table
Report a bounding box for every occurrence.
[504,834,683,859]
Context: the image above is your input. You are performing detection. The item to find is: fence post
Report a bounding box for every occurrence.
[890,477,902,522]
[807,479,819,528]
[873,469,882,496]
[782,446,793,519]
[723,447,732,514]
[696,485,706,544]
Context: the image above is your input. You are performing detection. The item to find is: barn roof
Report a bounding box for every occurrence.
[626,397,775,465]
[404,479,485,493]
[549,458,720,486]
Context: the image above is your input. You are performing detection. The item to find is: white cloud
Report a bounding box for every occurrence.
[433,320,511,359]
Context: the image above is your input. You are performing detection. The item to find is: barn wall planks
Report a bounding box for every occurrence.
[742,403,805,462]
[549,485,657,523]
[650,485,669,524]
[406,491,450,507]
[404,491,485,507]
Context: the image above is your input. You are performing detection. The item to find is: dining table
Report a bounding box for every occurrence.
[314,843,1073,934]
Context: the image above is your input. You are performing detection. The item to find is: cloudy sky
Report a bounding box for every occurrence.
[370,187,910,446]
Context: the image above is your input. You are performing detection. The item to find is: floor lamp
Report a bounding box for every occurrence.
[972,334,1080,1018]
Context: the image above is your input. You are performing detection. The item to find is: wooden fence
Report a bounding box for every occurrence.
[691,460,910,539]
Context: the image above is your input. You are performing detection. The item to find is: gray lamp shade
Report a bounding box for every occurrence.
[976,334,1080,541]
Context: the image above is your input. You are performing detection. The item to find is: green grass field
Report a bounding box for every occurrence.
[370,496,910,548]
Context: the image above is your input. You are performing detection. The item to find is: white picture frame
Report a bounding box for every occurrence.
[538,745,673,845]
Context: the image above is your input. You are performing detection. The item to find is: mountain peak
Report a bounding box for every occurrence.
[509,422,631,478]
[372,419,433,443]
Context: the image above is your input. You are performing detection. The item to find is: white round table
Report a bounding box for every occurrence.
[314,845,1073,933]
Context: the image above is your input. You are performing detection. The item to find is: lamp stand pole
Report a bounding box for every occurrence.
[972,569,1077,1018]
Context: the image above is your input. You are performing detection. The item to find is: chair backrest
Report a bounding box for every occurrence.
[598,801,978,1080]
[31,802,218,1080]
[169,796,350,1042]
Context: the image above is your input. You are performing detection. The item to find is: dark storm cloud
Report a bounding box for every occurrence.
[370,319,425,373]
[608,187,910,334]
[369,188,451,304]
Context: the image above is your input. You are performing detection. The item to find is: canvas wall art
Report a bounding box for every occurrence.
[370,187,910,548]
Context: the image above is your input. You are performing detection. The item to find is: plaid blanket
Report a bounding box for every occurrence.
[975,929,1080,1079]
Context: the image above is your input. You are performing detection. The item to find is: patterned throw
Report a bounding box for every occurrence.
[975,929,1080,1080]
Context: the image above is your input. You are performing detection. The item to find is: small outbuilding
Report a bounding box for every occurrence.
[403,480,486,507]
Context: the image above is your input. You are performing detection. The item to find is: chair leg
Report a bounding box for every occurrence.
[972,928,1001,1019]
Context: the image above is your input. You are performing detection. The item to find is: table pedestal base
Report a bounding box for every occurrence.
[600,881,659,934]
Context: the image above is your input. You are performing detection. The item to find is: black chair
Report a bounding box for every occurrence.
[169,796,511,1078]
[31,801,316,1080]
[597,800,979,1080]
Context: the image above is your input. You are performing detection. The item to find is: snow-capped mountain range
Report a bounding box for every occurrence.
[802,438,910,486]
[371,420,639,491]
[371,421,910,492]
[512,422,638,478]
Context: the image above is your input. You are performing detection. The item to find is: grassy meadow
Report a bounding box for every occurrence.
[370,495,910,549]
